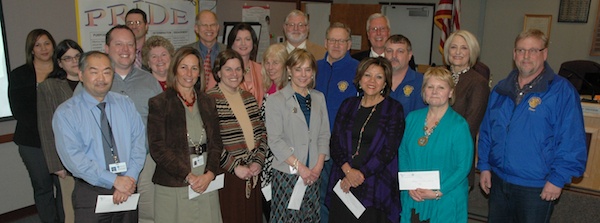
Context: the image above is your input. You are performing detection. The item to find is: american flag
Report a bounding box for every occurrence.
[434,0,461,57]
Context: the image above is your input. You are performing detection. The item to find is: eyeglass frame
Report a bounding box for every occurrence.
[368,26,389,33]
[285,23,308,29]
[60,54,81,63]
[126,20,144,27]
[326,38,350,45]
[514,48,546,55]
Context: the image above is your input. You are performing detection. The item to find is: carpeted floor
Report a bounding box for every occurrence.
[468,174,600,222]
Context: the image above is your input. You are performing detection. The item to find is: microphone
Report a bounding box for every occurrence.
[560,66,599,103]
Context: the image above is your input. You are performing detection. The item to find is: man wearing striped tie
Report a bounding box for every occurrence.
[182,10,226,91]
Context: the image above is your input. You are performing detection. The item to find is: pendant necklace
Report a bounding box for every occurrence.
[418,118,439,146]
[352,104,377,159]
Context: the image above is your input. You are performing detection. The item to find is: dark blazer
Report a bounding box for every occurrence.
[8,64,42,147]
[327,96,404,223]
[351,50,417,70]
[37,77,74,173]
[148,87,223,187]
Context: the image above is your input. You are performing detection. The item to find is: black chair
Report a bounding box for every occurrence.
[558,60,600,100]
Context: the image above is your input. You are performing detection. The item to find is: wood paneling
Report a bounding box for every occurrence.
[0,134,13,144]
[330,4,381,54]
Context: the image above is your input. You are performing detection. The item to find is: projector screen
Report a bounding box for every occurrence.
[0,3,10,120]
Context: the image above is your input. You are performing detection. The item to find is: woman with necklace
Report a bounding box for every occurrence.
[37,39,84,223]
[227,22,264,106]
[399,67,473,223]
[8,29,64,223]
[265,49,330,222]
[326,57,404,223]
[443,30,490,188]
[207,49,268,223]
[148,47,223,222]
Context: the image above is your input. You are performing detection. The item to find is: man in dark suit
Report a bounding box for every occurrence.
[351,13,416,70]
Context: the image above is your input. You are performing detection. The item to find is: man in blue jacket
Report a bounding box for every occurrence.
[315,22,359,223]
[478,29,587,222]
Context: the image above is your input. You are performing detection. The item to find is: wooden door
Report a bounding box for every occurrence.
[330,4,381,54]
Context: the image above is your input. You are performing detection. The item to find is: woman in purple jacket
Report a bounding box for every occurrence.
[326,57,404,223]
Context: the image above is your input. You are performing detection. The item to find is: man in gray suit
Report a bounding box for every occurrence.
[182,10,226,91]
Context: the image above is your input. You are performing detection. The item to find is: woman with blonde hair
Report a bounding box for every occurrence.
[399,67,473,223]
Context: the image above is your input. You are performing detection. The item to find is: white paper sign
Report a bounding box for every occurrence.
[398,171,440,190]
[188,174,225,200]
[95,193,140,213]
[287,178,307,210]
[333,180,366,218]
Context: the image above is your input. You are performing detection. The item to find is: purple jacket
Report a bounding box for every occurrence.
[326,96,404,223]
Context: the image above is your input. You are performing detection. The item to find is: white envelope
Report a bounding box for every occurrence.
[333,180,366,218]
[398,170,440,190]
[261,183,272,202]
[95,193,139,213]
[287,178,307,210]
[188,174,225,199]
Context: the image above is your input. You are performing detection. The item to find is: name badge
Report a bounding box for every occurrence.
[192,155,205,168]
[109,162,127,174]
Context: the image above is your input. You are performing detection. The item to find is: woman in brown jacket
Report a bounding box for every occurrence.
[148,47,223,223]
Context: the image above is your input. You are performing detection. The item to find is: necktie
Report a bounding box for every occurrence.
[135,49,142,68]
[204,49,213,90]
[97,102,119,169]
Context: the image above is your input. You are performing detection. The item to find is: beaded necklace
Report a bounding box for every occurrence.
[417,118,439,146]
[177,91,196,107]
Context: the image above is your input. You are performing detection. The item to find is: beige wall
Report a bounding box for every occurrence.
[340,0,600,85]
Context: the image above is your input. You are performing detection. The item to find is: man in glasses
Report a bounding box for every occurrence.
[478,29,587,222]
[183,10,226,91]
[125,8,149,70]
[315,22,359,223]
[352,13,416,71]
[283,10,326,60]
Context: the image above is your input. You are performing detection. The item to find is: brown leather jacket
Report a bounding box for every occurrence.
[148,87,223,187]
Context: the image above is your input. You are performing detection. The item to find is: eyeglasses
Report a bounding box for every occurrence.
[326,38,350,45]
[368,26,389,33]
[515,48,545,55]
[285,23,307,29]
[198,23,218,29]
[61,54,81,63]
[126,20,144,27]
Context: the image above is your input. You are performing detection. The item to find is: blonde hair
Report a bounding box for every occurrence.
[261,43,289,92]
[422,66,456,105]
[443,30,480,68]
[286,49,317,89]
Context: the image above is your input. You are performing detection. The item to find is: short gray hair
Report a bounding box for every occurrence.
[366,13,390,31]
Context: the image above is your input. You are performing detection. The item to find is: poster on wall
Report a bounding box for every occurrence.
[242,5,270,62]
[76,0,197,51]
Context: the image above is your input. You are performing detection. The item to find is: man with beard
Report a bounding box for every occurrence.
[383,34,425,117]
[352,13,416,70]
[283,10,327,60]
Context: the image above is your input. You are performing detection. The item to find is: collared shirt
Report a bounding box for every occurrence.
[286,40,307,53]
[111,67,162,125]
[198,42,221,67]
[513,70,545,105]
[53,90,147,189]
[369,48,384,58]
[389,68,427,118]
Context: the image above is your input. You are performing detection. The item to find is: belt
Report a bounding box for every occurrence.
[189,144,207,155]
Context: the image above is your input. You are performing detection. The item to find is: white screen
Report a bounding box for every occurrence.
[0,14,10,119]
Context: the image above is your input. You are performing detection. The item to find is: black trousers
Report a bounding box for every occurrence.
[73,178,137,223]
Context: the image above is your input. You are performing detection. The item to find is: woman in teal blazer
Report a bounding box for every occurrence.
[399,67,473,223]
